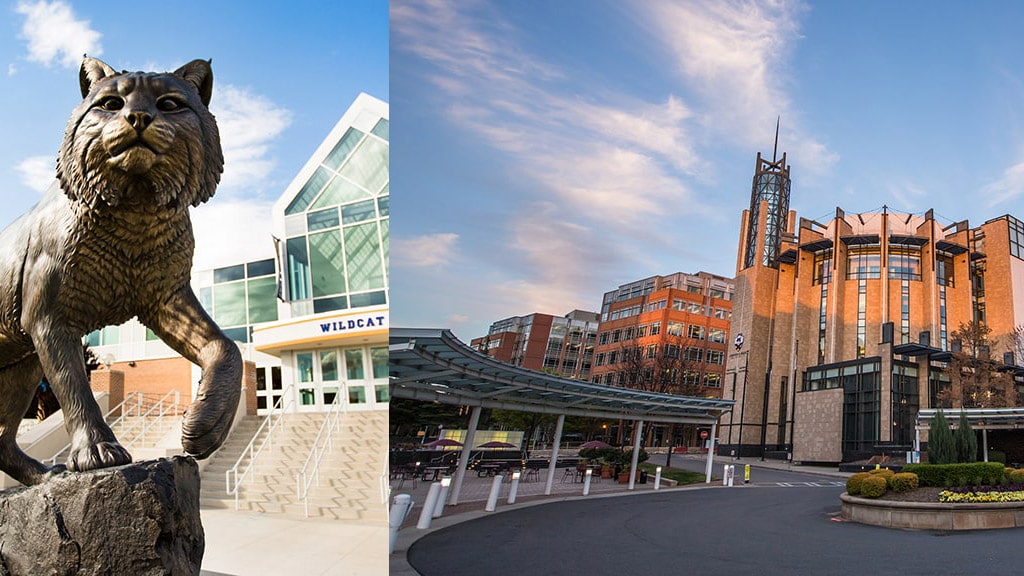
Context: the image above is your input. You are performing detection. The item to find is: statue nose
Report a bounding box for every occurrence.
[126,110,152,131]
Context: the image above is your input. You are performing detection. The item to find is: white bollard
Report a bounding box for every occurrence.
[508,471,521,505]
[728,465,735,487]
[416,482,442,529]
[432,476,452,518]
[485,474,503,512]
[722,464,730,486]
[654,466,662,490]
[582,468,593,496]
[389,494,414,554]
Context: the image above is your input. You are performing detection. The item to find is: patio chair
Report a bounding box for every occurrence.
[560,468,575,483]
[524,465,540,482]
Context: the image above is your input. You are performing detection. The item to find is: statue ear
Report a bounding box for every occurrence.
[174,59,214,107]
[79,57,116,98]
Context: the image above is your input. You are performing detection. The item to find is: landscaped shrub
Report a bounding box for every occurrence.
[846,472,872,495]
[928,409,956,465]
[860,475,888,498]
[989,450,1007,464]
[904,462,1006,487]
[1007,469,1024,484]
[890,472,919,493]
[870,467,895,480]
[955,411,978,463]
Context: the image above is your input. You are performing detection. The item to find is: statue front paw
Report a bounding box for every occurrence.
[67,440,132,472]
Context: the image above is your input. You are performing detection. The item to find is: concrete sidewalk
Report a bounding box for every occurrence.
[199,506,387,576]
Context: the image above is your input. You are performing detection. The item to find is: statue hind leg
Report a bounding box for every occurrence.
[0,355,61,485]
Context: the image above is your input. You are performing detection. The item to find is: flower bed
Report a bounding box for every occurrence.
[939,484,1024,503]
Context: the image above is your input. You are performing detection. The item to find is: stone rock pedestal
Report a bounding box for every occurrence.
[0,456,203,575]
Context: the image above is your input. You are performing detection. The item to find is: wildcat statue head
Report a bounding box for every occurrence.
[56,58,223,211]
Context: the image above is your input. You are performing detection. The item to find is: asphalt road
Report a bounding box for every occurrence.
[408,467,1024,576]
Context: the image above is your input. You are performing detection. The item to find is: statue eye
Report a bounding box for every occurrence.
[157,97,183,112]
[99,96,124,111]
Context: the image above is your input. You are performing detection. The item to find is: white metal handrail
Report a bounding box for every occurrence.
[296,392,346,517]
[225,385,295,510]
[45,390,145,466]
[113,390,181,449]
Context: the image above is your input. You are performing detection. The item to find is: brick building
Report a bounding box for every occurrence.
[471,310,599,380]
[723,147,1024,463]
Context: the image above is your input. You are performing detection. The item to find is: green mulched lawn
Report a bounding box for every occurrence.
[639,463,708,485]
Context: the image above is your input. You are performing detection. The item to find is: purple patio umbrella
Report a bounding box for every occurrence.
[477,441,517,449]
[579,440,613,449]
[423,438,464,448]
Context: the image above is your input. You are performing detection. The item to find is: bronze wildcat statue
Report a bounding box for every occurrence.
[0,57,240,485]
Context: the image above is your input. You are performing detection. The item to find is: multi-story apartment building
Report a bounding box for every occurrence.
[723,147,1024,463]
[590,273,734,395]
[471,310,599,380]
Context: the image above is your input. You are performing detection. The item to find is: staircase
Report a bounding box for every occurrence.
[199,411,387,524]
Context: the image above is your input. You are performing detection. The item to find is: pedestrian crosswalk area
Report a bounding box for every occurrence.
[774,481,845,487]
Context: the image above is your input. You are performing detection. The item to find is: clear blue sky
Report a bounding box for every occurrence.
[0,0,387,271]
[391,0,1024,342]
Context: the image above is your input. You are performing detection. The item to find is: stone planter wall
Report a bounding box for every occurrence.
[841,492,1024,530]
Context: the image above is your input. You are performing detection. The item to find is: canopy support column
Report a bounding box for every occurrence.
[449,405,482,506]
[983,428,989,462]
[628,419,644,490]
[544,414,565,496]
[705,421,718,483]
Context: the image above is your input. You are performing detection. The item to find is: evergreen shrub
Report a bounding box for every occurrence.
[860,475,888,498]
[846,472,872,495]
[890,472,919,493]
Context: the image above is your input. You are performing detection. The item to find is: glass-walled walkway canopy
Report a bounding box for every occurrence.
[390,328,733,425]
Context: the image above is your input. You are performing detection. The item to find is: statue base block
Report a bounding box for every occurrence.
[0,456,203,575]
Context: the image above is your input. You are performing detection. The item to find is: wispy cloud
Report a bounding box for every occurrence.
[16,0,102,69]
[211,85,292,196]
[393,2,702,222]
[982,160,1024,207]
[392,233,460,268]
[637,0,837,176]
[15,154,55,193]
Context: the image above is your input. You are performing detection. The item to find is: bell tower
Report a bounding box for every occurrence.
[722,124,792,458]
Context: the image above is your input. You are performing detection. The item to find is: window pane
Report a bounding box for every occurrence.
[213,282,247,327]
[286,237,311,301]
[308,208,340,231]
[344,223,384,292]
[348,385,366,404]
[339,137,388,194]
[310,175,370,211]
[297,353,314,383]
[371,347,388,378]
[371,118,389,142]
[345,349,364,379]
[313,296,348,313]
[349,291,385,307]
[309,230,346,297]
[214,264,245,283]
[285,166,333,215]
[222,326,248,343]
[320,350,338,381]
[247,276,278,324]
[247,259,276,278]
[323,127,364,170]
[375,385,390,403]
[85,330,101,347]
[378,195,389,217]
[341,199,377,224]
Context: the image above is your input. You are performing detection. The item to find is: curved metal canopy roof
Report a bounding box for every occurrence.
[389,327,733,425]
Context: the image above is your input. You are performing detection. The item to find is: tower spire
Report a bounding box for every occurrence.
[773,116,780,163]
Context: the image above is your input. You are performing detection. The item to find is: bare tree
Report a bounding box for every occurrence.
[939,321,1016,408]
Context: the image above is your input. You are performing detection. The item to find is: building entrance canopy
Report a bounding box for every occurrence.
[389,328,734,425]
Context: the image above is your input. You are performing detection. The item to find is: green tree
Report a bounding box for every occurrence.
[928,409,956,465]
[954,410,978,463]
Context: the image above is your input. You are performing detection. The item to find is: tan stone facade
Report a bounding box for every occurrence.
[724,151,1024,462]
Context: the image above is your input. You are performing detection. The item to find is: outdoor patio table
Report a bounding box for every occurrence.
[423,466,448,481]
